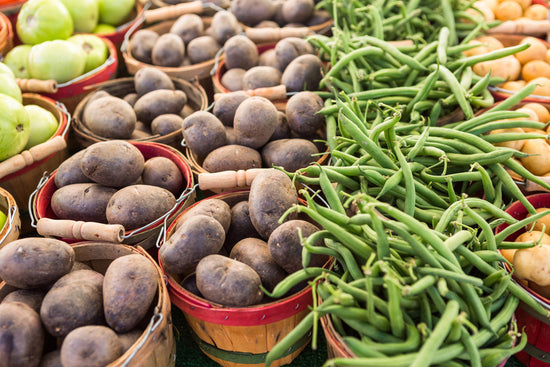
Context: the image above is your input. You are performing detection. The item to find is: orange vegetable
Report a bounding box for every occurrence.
[489,127,526,150]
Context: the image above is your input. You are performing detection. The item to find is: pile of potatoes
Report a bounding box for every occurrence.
[468,35,550,97]
[220,36,324,93]
[230,0,331,28]
[129,11,240,67]
[488,101,550,176]
[51,140,184,230]
[183,91,326,173]
[160,169,328,307]
[80,67,192,140]
[467,0,547,22]
[0,238,158,367]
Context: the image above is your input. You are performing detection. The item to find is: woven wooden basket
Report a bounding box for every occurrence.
[0,187,20,250]
[71,77,207,150]
[0,11,13,58]
[0,241,175,367]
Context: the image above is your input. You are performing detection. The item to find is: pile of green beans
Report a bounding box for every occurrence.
[263,185,550,367]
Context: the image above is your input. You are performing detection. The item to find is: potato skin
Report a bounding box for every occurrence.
[243,66,282,90]
[224,35,259,70]
[275,37,314,71]
[221,68,246,91]
[130,29,159,64]
[269,111,291,141]
[51,183,117,223]
[234,96,279,149]
[2,288,46,313]
[169,13,204,45]
[142,156,184,196]
[0,238,75,289]
[249,169,298,239]
[54,149,93,188]
[230,238,287,292]
[160,214,226,277]
[175,198,232,233]
[261,138,319,171]
[203,144,262,172]
[106,184,176,230]
[81,140,145,188]
[187,36,220,64]
[134,67,175,97]
[0,302,44,367]
[225,200,261,251]
[103,254,158,333]
[134,89,188,125]
[196,254,264,306]
[40,350,62,367]
[152,33,185,67]
[210,11,240,44]
[182,111,227,158]
[281,54,323,92]
[286,91,325,136]
[60,325,123,367]
[117,329,143,354]
[213,91,250,126]
[282,0,314,24]
[151,113,183,136]
[83,96,137,139]
[40,270,104,338]
[231,0,276,26]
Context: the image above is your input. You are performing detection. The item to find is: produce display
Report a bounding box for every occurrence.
[4,0,550,366]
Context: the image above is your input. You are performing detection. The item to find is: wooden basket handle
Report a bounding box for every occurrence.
[0,136,66,180]
[520,176,550,193]
[16,78,58,93]
[214,85,287,102]
[36,218,125,243]
[244,27,312,44]
[487,19,550,36]
[198,169,266,191]
[143,0,204,23]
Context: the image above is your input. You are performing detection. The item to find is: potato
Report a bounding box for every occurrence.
[152,33,185,67]
[103,254,158,333]
[259,48,281,70]
[213,91,250,126]
[54,149,93,188]
[225,126,236,144]
[230,238,287,292]
[2,288,46,313]
[196,254,264,306]
[71,261,93,272]
[231,0,276,26]
[269,111,291,141]
[40,350,62,367]
[513,244,550,286]
[142,156,184,196]
[40,269,104,337]
[118,329,143,354]
[160,214,226,277]
[51,183,117,223]
[175,198,232,233]
[187,36,220,64]
[256,20,279,28]
[83,96,136,139]
[0,302,44,367]
[286,91,325,135]
[134,89,188,125]
[123,93,139,107]
[130,29,159,64]
[224,35,259,70]
[106,184,176,229]
[234,96,279,148]
[243,66,282,90]
[60,325,123,367]
[225,200,261,251]
[281,54,324,92]
[180,273,201,296]
[275,37,314,71]
[134,67,174,97]
[169,13,204,45]
[249,168,298,239]
[221,68,246,91]
[81,140,145,188]
[268,219,328,273]
[0,237,74,289]
[202,144,262,172]
[210,11,241,44]
[151,113,184,136]
[262,138,318,171]
[182,111,227,158]
[307,9,332,26]
[282,0,314,23]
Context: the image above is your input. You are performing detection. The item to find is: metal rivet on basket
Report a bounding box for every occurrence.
[224,315,229,320]
[260,314,266,320]
[294,303,300,310]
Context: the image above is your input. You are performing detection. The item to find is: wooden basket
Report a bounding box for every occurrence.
[0,241,176,367]
[495,193,550,366]
[159,189,319,367]
[30,141,196,249]
[0,93,70,235]
[0,187,20,250]
[486,0,549,37]
[0,11,13,58]
[71,77,208,151]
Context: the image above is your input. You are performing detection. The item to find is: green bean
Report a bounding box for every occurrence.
[452,110,530,132]
[447,43,530,70]
[262,267,334,298]
[416,267,484,288]
[485,83,537,113]
[483,132,550,144]
[359,323,421,355]
[321,46,386,88]
[460,327,481,367]
[385,274,405,339]
[431,64,474,119]
[342,336,388,358]
[494,208,550,244]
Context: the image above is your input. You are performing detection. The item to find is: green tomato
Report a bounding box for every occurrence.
[58,0,99,33]
[0,94,30,161]
[24,104,59,150]
[93,23,116,34]
[0,62,16,78]
[68,34,108,73]
[97,0,135,27]
[28,40,86,83]
[0,73,22,103]
[3,45,33,79]
[0,211,6,231]
[16,0,74,45]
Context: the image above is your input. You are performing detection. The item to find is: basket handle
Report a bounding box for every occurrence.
[214,85,287,102]
[16,78,58,94]
[519,176,550,193]
[0,136,66,180]
[36,218,125,243]
[198,169,265,191]
[486,19,550,36]
[244,27,312,44]
[143,0,204,23]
